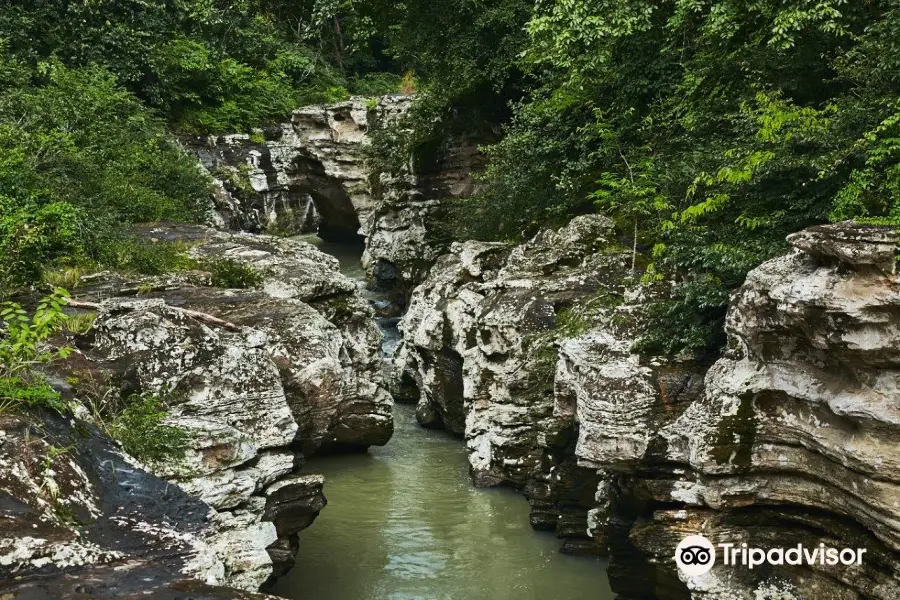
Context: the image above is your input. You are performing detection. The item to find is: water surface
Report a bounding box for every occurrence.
[271,405,613,600]
[275,235,613,600]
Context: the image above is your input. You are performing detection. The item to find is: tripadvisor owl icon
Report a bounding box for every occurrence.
[675,535,716,576]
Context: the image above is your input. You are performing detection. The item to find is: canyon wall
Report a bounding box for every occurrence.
[396,219,900,599]
[191,95,485,306]
[1,224,393,596]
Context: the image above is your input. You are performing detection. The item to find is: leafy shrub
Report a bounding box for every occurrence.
[0,377,69,416]
[105,238,198,277]
[352,72,403,96]
[0,51,212,289]
[0,289,72,415]
[108,393,188,462]
[202,257,264,289]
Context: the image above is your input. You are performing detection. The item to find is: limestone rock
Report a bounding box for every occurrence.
[188,128,321,236]
[566,222,900,599]
[123,223,395,451]
[30,222,395,593]
[192,95,485,307]
[362,136,488,297]
[0,409,267,599]
[396,215,631,550]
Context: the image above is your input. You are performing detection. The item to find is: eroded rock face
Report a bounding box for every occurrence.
[361,135,488,298]
[63,297,324,592]
[195,96,485,308]
[195,97,410,242]
[190,128,321,236]
[8,222,393,594]
[0,410,277,600]
[395,215,632,550]
[397,216,900,598]
[567,222,900,599]
[124,223,394,453]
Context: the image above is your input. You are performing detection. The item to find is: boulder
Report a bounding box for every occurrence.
[14,222,393,594]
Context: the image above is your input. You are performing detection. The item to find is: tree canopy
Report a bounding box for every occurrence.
[3,0,900,355]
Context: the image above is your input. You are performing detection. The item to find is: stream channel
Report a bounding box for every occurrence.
[271,236,614,600]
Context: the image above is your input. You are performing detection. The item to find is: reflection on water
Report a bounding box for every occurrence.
[271,405,614,600]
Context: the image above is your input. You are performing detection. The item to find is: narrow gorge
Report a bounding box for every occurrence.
[3,94,900,600]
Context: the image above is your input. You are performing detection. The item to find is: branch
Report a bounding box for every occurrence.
[66,300,243,332]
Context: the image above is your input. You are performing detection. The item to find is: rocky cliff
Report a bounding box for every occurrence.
[396,219,900,599]
[394,215,637,553]
[1,224,393,596]
[194,95,485,308]
[588,222,900,600]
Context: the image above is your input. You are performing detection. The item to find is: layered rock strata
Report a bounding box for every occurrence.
[0,409,280,600]
[558,223,900,599]
[395,215,632,552]
[193,97,410,241]
[189,127,321,236]
[194,96,485,305]
[3,223,393,595]
[397,218,900,599]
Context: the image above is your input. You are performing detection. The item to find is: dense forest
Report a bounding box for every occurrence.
[2,0,900,355]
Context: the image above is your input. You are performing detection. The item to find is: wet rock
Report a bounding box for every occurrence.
[0,409,245,597]
[2,561,283,600]
[20,222,394,593]
[263,475,326,537]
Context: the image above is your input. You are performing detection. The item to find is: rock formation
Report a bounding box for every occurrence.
[602,222,900,600]
[361,132,487,297]
[192,97,408,242]
[0,408,281,600]
[396,218,900,599]
[395,215,634,552]
[2,223,393,596]
[189,128,321,236]
[194,95,486,307]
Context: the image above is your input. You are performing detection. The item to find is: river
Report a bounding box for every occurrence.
[271,236,614,600]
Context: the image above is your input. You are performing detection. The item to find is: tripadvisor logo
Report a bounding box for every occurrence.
[675,535,868,576]
[675,535,716,576]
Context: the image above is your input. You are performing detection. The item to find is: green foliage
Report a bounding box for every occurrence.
[353,72,403,97]
[0,50,213,291]
[0,1,400,133]
[442,0,900,355]
[215,164,256,195]
[106,238,199,277]
[64,313,98,336]
[0,289,73,415]
[361,0,534,185]
[0,290,72,378]
[108,392,188,462]
[202,257,264,289]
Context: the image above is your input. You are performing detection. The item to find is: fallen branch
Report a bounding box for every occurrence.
[66,299,243,332]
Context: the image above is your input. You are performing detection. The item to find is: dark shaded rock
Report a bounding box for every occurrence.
[2,561,280,600]
[0,409,230,595]
[263,475,326,537]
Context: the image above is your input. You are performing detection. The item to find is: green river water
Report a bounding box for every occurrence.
[272,236,614,600]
